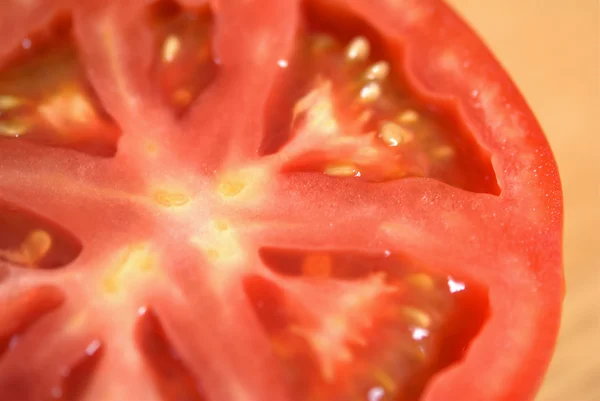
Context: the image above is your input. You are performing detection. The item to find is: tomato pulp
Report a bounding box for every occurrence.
[0,0,564,400]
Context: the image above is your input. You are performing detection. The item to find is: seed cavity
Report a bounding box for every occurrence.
[148,1,216,116]
[345,36,370,62]
[359,82,381,103]
[302,253,332,278]
[365,61,390,81]
[250,247,490,400]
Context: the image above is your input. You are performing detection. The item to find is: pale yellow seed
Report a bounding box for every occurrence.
[365,61,390,81]
[172,88,192,106]
[21,230,52,265]
[345,36,370,62]
[357,110,373,125]
[401,306,432,329]
[153,190,190,207]
[398,109,419,123]
[373,368,397,393]
[356,146,379,160]
[218,177,247,197]
[324,163,358,177]
[0,95,24,110]
[379,121,413,146]
[432,145,454,159]
[214,220,229,232]
[405,273,435,291]
[0,120,28,137]
[359,82,381,103]
[162,35,181,63]
[311,34,336,52]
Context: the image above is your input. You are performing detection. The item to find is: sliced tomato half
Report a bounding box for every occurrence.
[0,0,564,400]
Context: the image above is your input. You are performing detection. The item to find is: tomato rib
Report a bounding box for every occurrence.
[0,141,152,248]
[80,338,164,401]
[244,173,501,276]
[138,244,290,400]
[72,2,183,161]
[135,307,207,401]
[176,0,299,168]
[0,300,99,400]
[151,285,293,400]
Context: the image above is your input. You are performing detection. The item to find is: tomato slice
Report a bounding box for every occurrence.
[0,0,564,401]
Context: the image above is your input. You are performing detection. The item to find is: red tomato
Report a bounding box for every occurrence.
[0,0,564,400]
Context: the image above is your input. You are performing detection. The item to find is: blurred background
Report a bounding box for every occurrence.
[446,0,600,399]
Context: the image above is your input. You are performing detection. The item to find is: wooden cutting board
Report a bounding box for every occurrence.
[445,0,600,399]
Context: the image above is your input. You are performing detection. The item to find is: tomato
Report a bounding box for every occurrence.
[0,0,564,400]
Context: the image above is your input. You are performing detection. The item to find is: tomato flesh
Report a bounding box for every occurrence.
[0,0,564,400]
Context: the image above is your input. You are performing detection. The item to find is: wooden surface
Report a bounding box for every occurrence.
[445,0,600,399]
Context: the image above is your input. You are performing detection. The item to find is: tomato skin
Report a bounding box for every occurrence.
[0,0,563,400]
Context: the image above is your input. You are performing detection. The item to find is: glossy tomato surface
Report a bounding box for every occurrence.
[0,0,564,400]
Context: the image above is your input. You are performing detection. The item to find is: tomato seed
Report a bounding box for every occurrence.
[0,120,28,137]
[162,34,181,63]
[153,190,191,207]
[310,34,336,53]
[379,121,414,147]
[172,88,193,106]
[324,163,359,177]
[0,95,24,110]
[404,273,436,291]
[364,61,390,81]
[345,36,370,62]
[401,306,432,329]
[19,230,52,267]
[432,146,454,159]
[397,109,419,124]
[359,81,382,103]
